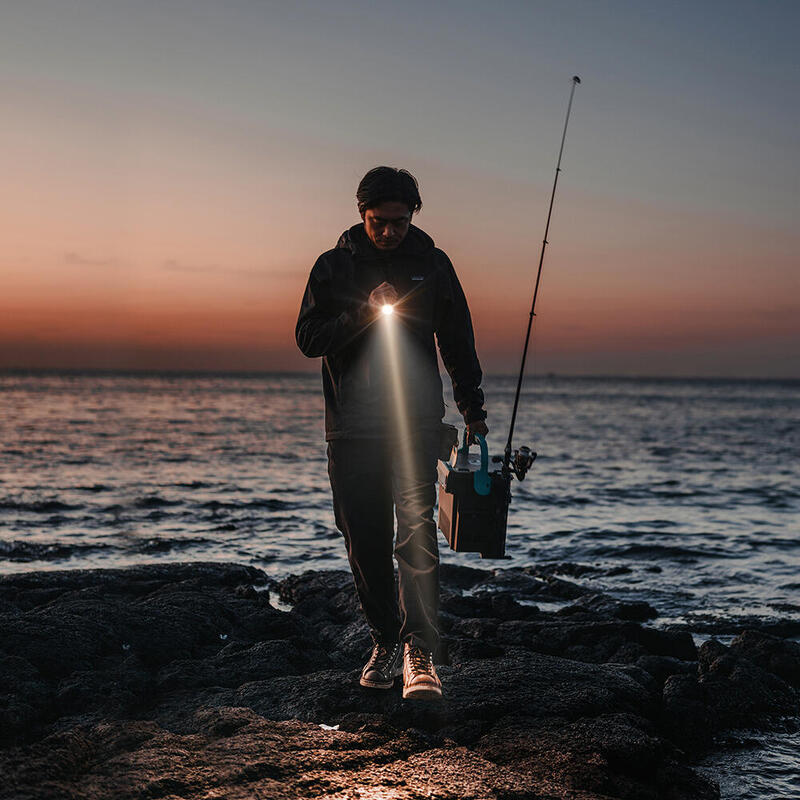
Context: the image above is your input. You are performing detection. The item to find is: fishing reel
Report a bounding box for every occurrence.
[499,444,536,481]
[511,445,537,480]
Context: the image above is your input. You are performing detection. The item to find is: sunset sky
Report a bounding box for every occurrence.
[1,0,798,377]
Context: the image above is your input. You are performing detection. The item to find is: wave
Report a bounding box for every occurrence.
[0,499,83,513]
[0,539,110,562]
[200,498,298,512]
[133,536,211,553]
[587,542,731,561]
[132,495,183,509]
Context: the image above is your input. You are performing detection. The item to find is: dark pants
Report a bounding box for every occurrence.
[327,430,441,654]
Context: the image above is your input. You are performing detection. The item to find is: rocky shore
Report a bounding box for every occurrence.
[1,560,798,799]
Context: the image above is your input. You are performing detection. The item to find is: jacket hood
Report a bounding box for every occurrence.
[335,223,435,258]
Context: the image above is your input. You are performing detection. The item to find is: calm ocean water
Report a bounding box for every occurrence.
[2,371,798,797]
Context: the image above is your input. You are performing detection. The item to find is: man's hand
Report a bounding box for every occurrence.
[368,281,398,310]
[466,419,489,445]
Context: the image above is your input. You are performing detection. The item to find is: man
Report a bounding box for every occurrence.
[295,166,488,700]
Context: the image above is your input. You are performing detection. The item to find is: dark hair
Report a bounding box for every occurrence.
[356,166,422,215]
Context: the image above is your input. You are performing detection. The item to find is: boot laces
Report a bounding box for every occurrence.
[368,643,396,668]
[407,646,434,676]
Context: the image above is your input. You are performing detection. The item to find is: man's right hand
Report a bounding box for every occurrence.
[368,281,398,310]
[466,419,489,445]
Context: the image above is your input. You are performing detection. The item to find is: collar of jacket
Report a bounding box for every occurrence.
[335,223,435,260]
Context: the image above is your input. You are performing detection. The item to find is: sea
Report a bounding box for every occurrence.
[1,371,798,798]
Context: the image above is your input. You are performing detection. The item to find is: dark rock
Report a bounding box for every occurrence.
[561,592,659,621]
[4,560,795,798]
[538,561,603,578]
[728,629,800,688]
[634,654,697,687]
[662,673,714,750]
[439,563,492,590]
[467,567,588,603]
[662,637,800,750]
[440,589,539,621]
[442,648,657,724]
[277,569,353,607]
[477,714,718,800]
[452,617,697,665]
[443,636,505,664]
[698,638,799,725]
[0,562,309,746]
[0,561,267,611]
[155,638,332,692]
[667,614,800,639]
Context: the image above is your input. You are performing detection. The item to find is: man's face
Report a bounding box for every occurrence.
[361,201,412,250]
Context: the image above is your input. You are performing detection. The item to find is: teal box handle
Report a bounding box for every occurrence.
[459,430,491,496]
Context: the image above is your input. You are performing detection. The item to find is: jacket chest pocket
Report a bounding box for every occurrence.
[400,274,435,325]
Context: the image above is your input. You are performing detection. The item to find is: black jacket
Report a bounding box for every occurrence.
[296,223,486,440]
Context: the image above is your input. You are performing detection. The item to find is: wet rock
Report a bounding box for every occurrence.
[662,636,800,750]
[667,614,800,639]
[728,629,800,689]
[634,654,697,688]
[440,589,539,622]
[471,566,591,602]
[0,561,267,611]
[438,562,492,590]
[3,560,794,798]
[662,673,715,750]
[698,638,799,725]
[537,561,603,578]
[561,593,659,622]
[451,617,696,665]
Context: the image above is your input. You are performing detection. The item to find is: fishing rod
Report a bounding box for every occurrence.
[437,76,582,560]
[503,75,581,477]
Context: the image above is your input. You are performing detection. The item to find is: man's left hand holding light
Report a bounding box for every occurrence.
[369,281,399,313]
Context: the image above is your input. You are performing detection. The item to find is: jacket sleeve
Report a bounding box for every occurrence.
[434,251,487,424]
[295,252,366,358]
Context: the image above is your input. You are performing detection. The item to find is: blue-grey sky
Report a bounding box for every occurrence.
[2,0,798,375]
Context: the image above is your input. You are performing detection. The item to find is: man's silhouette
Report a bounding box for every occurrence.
[296,166,487,699]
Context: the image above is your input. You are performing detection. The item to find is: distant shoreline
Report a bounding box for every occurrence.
[2,367,798,384]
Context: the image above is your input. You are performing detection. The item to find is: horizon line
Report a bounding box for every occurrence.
[1,367,798,384]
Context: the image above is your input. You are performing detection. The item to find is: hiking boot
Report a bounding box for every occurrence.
[359,642,402,689]
[402,643,442,700]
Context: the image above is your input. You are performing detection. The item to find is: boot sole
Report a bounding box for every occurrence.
[360,666,403,689]
[359,676,396,689]
[402,684,443,701]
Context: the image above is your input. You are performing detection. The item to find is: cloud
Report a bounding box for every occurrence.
[161,259,297,279]
[63,251,120,267]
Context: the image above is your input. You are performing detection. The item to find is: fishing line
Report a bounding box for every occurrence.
[504,75,581,471]
[438,75,583,559]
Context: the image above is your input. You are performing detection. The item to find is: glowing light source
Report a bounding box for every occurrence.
[380,306,412,476]
[381,304,394,316]
[380,306,434,620]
